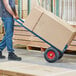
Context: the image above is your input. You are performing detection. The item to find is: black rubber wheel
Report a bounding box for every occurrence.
[57,51,64,60]
[44,47,59,63]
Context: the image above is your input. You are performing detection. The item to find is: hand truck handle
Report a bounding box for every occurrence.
[14,18,24,25]
[18,18,24,23]
[14,18,24,24]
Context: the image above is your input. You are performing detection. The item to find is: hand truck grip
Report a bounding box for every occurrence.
[14,18,24,23]
[18,18,24,23]
[14,18,24,25]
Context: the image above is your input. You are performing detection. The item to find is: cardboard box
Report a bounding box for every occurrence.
[24,7,43,30]
[32,7,76,51]
[33,12,76,51]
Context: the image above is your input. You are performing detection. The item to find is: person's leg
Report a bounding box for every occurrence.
[0,18,8,51]
[0,17,14,58]
[0,17,14,51]
[3,17,21,61]
[0,36,6,59]
[0,18,7,59]
[0,17,21,60]
[0,35,6,51]
[3,17,14,52]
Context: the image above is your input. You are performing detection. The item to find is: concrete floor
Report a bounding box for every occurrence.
[0,48,76,70]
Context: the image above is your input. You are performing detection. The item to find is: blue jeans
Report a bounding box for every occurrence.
[0,17,14,52]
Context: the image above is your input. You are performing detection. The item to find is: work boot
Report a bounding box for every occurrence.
[8,52,22,61]
[0,51,6,59]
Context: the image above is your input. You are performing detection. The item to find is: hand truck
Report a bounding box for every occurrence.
[14,18,71,63]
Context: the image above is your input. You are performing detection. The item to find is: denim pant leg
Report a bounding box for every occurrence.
[0,35,6,51]
[0,18,8,51]
[2,17,14,52]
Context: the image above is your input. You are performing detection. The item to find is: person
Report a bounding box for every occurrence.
[0,0,22,61]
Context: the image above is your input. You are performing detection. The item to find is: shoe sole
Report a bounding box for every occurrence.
[0,57,6,59]
[8,58,22,61]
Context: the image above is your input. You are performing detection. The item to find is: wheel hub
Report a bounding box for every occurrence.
[47,51,55,59]
[50,54,53,56]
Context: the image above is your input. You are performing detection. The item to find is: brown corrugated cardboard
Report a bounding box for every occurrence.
[33,8,76,51]
[24,7,43,30]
